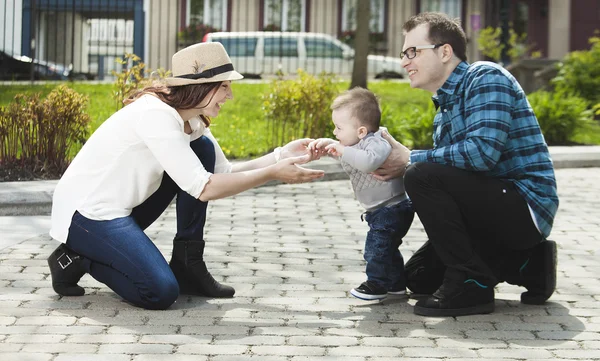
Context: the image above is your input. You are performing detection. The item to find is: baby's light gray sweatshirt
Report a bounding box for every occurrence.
[340,128,408,211]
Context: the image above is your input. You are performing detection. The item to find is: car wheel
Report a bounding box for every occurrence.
[375,71,404,79]
[241,73,262,79]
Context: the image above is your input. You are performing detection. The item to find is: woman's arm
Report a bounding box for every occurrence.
[231,138,315,172]
[199,154,324,201]
[230,152,277,172]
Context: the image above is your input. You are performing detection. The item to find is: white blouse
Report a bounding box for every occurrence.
[49,94,232,243]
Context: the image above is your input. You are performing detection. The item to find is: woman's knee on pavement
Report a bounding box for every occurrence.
[141,273,180,310]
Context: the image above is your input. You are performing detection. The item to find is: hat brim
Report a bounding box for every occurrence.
[164,70,244,86]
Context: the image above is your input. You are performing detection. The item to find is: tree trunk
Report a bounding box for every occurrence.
[350,0,370,89]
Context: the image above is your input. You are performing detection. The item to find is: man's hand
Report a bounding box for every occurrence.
[372,130,411,181]
[273,154,325,183]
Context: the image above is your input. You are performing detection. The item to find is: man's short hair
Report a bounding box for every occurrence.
[331,87,381,133]
[403,12,467,62]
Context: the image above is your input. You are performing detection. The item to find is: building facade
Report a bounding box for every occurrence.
[1,0,598,80]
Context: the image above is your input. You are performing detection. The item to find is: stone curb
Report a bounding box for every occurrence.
[1,146,599,216]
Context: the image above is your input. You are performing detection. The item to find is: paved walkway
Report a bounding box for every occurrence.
[0,148,600,360]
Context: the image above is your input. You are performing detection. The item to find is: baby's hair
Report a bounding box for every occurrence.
[331,87,381,132]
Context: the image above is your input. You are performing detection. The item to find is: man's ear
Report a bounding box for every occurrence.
[357,126,368,139]
[441,44,454,63]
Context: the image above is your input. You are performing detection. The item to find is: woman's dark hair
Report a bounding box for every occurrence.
[124,81,222,126]
[403,12,467,62]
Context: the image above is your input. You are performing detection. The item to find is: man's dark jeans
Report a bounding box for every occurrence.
[403,162,543,294]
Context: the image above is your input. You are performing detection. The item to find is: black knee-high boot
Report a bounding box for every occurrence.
[169,239,235,298]
[47,243,86,296]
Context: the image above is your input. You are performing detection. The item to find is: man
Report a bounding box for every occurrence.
[373,12,559,317]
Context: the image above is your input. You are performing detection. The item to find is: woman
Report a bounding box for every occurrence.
[46,42,324,310]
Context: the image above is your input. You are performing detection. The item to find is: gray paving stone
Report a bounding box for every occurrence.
[0,353,52,361]
[55,355,131,361]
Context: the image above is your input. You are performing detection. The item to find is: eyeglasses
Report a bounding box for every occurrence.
[400,44,445,59]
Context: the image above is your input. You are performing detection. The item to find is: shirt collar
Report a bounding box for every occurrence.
[432,61,469,106]
[188,116,206,134]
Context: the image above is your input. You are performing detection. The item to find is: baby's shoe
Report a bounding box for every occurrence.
[350,281,387,300]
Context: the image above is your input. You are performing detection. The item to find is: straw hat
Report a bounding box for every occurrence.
[164,42,243,86]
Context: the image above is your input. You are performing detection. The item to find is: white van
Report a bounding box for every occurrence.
[203,31,406,79]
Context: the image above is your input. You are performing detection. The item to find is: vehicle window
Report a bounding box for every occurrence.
[305,38,344,58]
[212,37,258,57]
[264,37,298,57]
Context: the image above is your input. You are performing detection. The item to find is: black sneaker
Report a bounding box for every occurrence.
[350,281,388,300]
[414,278,495,317]
[520,240,557,305]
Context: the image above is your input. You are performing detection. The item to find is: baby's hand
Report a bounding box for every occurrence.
[325,143,344,157]
[308,138,335,158]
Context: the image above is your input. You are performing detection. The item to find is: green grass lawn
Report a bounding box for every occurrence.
[2,80,599,159]
[0,80,433,159]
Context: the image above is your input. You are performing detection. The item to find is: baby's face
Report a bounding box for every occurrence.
[332,107,360,146]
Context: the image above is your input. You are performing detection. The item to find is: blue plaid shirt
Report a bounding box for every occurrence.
[410,61,559,238]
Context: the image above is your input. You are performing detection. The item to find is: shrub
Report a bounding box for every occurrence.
[477,26,541,63]
[177,22,220,43]
[263,24,281,32]
[112,53,171,110]
[528,90,594,145]
[262,70,340,148]
[387,102,436,149]
[552,36,600,105]
[0,85,90,179]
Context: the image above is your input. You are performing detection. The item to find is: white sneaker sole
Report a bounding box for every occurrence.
[350,288,387,300]
[387,290,407,295]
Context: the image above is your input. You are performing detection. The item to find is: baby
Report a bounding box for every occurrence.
[309,87,414,300]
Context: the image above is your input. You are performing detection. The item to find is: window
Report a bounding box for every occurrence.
[341,0,385,33]
[513,1,529,36]
[187,0,228,30]
[305,38,344,58]
[212,37,258,57]
[264,37,298,57]
[420,0,462,19]
[263,0,305,32]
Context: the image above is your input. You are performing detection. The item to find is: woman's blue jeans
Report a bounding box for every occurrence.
[65,136,216,310]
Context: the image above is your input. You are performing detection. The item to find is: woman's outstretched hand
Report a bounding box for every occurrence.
[273,154,325,184]
[371,130,411,181]
[281,138,320,161]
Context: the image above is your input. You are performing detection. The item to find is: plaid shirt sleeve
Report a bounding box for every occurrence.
[411,68,515,171]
